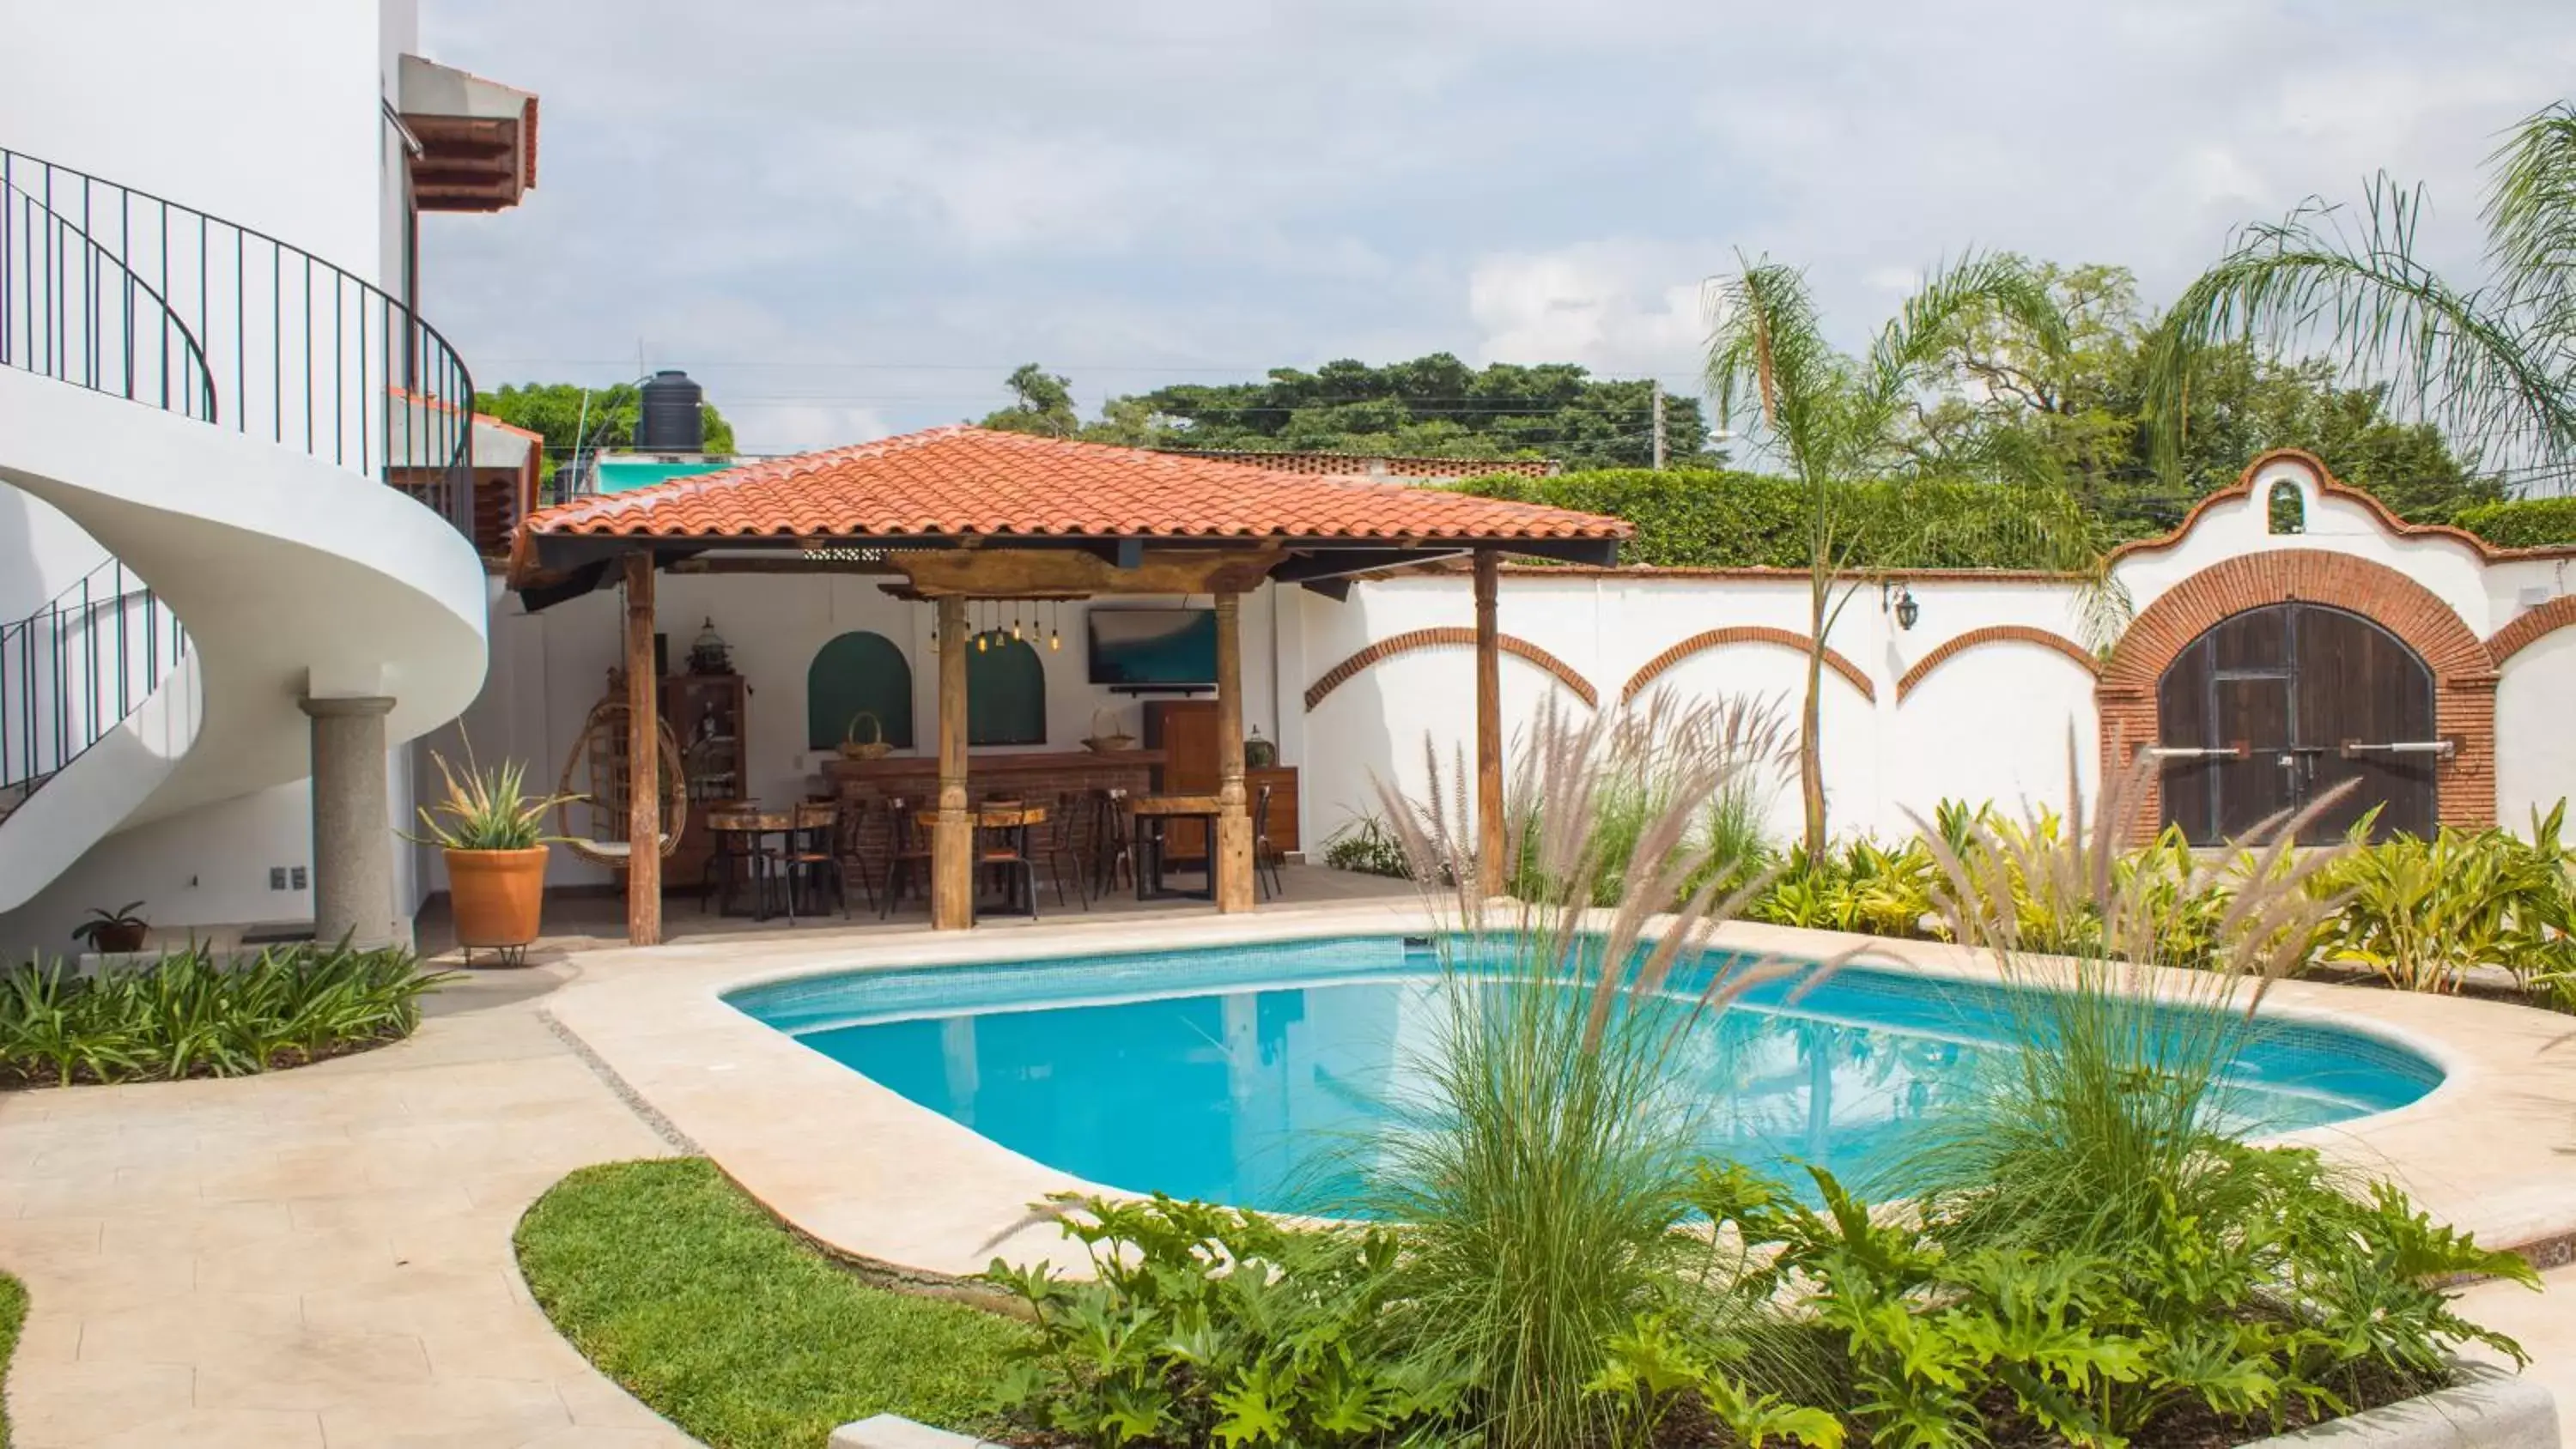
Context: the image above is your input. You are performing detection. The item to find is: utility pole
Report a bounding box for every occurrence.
[1650,381,1667,470]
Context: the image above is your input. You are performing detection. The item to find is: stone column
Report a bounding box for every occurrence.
[301,695,398,949]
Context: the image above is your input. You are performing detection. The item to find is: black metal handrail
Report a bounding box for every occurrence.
[0,560,188,800]
[0,145,477,530]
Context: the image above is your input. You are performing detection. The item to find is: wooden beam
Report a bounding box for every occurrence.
[1212,593,1255,912]
[623,554,663,945]
[932,595,973,930]
[1474,548,1504,900]
[665,555,902,576]
[890,547,1285,598]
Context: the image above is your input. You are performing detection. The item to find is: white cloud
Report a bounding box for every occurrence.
[416,0,2576,440]
[1467,243,1708,376]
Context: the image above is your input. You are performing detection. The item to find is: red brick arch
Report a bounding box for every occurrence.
[1621,627,1877,705]
[1895,625,2099,703]
[1303,628,1597,711]
[2097,549,2497,840]
[2487,593,2576,667]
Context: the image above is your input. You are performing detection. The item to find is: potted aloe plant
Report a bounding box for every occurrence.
[71,900,150,955]
[413,749,574,966]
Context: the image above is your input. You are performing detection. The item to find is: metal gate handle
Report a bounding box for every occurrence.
[2338,739,2457,758]
[2143,744,2251,761]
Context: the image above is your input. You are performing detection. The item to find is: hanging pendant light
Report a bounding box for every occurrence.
[1048,598,1062,651]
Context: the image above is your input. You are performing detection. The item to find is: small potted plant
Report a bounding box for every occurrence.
[72,901,149,955]
[413,749,574,967]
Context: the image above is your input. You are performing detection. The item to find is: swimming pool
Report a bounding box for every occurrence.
[726,934,2444,1216]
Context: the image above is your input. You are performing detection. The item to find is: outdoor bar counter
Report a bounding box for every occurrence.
[822,749,1165,806]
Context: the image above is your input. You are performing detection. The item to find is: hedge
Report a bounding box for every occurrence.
[1461,469,2575,568]
[1453,470,2104,571]
[2451,498,2576,549]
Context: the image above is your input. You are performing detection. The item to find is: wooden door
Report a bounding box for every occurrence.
[2155,603,2435,845]
[2294,605,2436,840]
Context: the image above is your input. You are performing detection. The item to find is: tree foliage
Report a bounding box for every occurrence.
[2145,100,2576,494]
[1908,260,2501,533]
[1702,250,2098,854]
[974,354,1721,469]
[476,381,738,457]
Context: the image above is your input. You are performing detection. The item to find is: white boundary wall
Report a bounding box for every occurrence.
[440,459,2576,899]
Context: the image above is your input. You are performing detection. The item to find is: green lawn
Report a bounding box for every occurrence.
[513,1159,1030,1448]
[0,1270,25,1447]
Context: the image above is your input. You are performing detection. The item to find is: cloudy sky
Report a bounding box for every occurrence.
[417,1,2576,455]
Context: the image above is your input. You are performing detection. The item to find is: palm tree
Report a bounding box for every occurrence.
[1704,252,2077,857]
[2146,101,2576,488]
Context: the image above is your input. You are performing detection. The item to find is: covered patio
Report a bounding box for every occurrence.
[504,425,1629,944]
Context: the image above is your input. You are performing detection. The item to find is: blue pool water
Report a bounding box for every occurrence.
[726,936,2443,1215]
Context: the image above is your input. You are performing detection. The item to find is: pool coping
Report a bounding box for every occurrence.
[541,900,2576,1284]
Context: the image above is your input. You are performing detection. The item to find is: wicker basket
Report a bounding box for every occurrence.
[838,710,896,761]
[1084,733,1139,754]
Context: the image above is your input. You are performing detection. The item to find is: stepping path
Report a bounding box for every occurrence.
[0,964,694,1448]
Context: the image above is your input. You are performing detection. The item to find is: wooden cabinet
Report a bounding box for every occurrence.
[662,671,747,892]
[1143,700,1299,863]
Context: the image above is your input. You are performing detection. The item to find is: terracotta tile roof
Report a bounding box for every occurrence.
[520,426,1631,544]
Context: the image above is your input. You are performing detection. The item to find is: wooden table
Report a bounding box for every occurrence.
[1128,794,1222,902]
[707,810,793,919]
[914,804,1048,919]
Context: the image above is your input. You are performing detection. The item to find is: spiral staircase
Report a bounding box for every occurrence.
[0,148,490,916]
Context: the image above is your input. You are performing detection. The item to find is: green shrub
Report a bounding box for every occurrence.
[2312,805,2576,995]
[981,1196,1455,1448]
[0,943,446,1087]
[1452,470,2102,571]
[1320,811,1412,879]
[1678,1155,2530,1449]
[2454,497,2576,549]
[1364,696,1825,1449]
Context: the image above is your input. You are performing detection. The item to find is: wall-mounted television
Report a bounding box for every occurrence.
[1088,608,1218,688]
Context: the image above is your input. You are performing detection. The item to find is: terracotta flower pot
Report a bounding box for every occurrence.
[444,846,550,957]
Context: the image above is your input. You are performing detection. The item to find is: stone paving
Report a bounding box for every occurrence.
[0,964,692,1448]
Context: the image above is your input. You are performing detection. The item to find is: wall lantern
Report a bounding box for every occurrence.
[1883,581,1920,632]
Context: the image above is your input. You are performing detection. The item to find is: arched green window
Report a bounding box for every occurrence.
[969,637,1047,745]
[806,631,915,750]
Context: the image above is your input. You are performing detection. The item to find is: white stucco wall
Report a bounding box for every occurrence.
[0,0,453,958]
[1293,569,2107,851]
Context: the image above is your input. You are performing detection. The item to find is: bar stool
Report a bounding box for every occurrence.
[783,801,845,920]
[878,797,933,918]
[1089,787,1136,898]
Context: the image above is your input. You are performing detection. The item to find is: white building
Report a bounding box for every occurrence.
[0,0,538,953]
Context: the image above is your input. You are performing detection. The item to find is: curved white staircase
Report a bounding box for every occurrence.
[0,149,489,915]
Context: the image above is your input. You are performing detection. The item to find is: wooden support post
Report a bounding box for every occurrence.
[1474,548,1504,900]
[1212,591,1255,912]
[623,552,663,946]
[932,595,973,930]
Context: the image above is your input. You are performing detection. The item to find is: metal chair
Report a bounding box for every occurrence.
[702,803,767,916]
[1036,791,1092,911]
[1089,787,1136,899]
[783,801,845,920]
[977,805,1041,921]
[878,797,934,918]
[1253,782,1285,900]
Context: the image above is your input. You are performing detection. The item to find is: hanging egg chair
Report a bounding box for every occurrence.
[556,681,689,865]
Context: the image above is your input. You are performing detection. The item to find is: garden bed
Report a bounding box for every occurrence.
[0,943,447,1088]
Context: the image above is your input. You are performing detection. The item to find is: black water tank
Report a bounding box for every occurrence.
[636,369,705,452]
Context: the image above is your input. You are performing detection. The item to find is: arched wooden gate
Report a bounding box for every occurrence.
[2154,602,2437,844]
